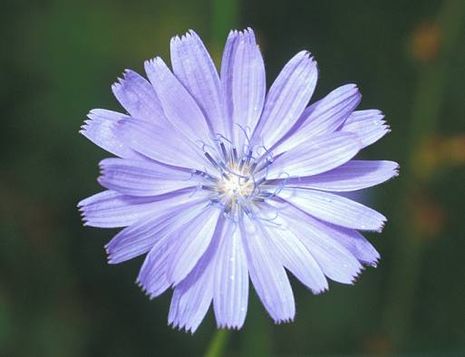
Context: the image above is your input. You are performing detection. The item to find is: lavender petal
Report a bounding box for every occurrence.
[221,28,266,149]
[340,109,390,147]
[112,69,165,121]
[275,84,361,155]
[265,217,328,294]
[170,30,230,139]
[78,188,199,228]
[106,199,208,264]
[117,119,207,169]
[98,158,195,197]
[168,217,224,333]
[279,160,399,192]
[240,215,295,323]
[251,51,318,149]
[167,207,222,285]
[267,132,361,179]
[279,206,363,284]
[144,57,212,143]
[278,188,386,232]
[213,219,249,329]
[80,109,138,158]
[317,222,380,267]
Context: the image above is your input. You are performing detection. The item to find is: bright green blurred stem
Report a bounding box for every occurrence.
[383,0,465,351]
[203,1,239,357]
[205,329,230,357]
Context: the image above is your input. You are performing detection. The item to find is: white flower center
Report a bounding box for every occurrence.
[196,141,275,216]
[217,164,255,201]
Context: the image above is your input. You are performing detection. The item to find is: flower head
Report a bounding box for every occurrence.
[79,28,398,332]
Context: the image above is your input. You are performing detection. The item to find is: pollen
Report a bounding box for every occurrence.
[218,173,255,199]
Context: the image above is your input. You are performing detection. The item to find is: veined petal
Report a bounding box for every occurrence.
[144,57,212,142]
[213,219,249,329]
[278,205,363,284]
[118,119,207,169]
[78,188,199,228]
[221,28,266,149]
[169,267,214,333]
[340,109,390,148]
[278,188,386,231]
[135,203,210,298]
[251,51,318,149]
[278,160,399,191]
[168,216,224,333]
[266,132,361,179]
[168,207,222,285]
[98,158,195,197]
[111,69,165,121]
[170,30,230,138]
[274,84,361,155]
[265,218,328,294]
[136,234,173,298]
[240,215,295,323]
[106,199,208,264]
[80,109,138,158]
[318,222,380,266]
[169,267,215,333]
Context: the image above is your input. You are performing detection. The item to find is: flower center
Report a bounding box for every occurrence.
[195,140,275,217]
[217,164,255,201]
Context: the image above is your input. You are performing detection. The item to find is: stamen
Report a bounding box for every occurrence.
[249,162,258,173]
[245,149,253,162]
[232,147,238,161]
[220,142,228,161]
[199,135,278,218]
[214,133,233,145]
[204,152,221,169]
[192,169,216,181]
[238,158,246,171]
[255,158,273,173]
[201,185,217,192]
[235,123,252,147]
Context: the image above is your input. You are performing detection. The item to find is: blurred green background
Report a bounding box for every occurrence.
[1,0,464,355]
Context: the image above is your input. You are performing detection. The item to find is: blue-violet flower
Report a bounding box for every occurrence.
[79,28,398,333]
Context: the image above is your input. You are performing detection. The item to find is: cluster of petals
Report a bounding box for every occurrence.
[79,28,398,333]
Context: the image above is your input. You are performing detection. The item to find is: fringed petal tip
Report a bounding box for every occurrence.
[79,120,90,134]
[79,115,101,136]
[134,280,165,301]
[273,316,295,325]
[295,50,317,69]
[171,29,198,42]
[349,265,366,285]
[227,27,255,39]
[347,256,382,284]
[215,322,245,330]
[143,56,163,70]
[169,311,208,334]
[393,162,400,177]
[78,211,88,225]
[311,286,329,295]
[104,245,118,265]
[364,256,380,269]
[76,202,88,220]
[168,321,198,335]
[375,219,387,233]
[111,69,139,89]
[106,256,117,265]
